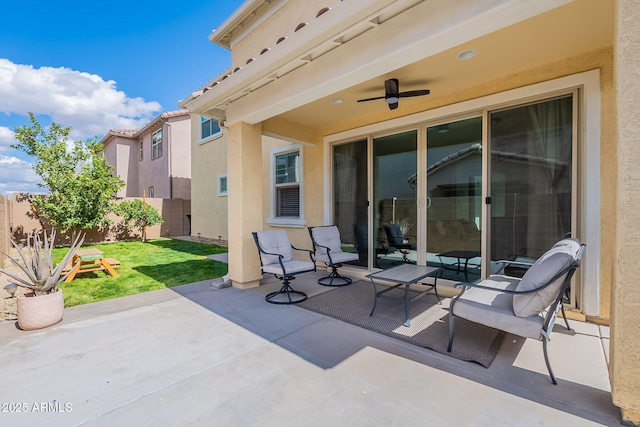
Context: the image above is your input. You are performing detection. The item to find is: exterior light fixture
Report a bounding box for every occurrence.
[331,98,344,104]
[457,49,477,60]
[4,283,17,297]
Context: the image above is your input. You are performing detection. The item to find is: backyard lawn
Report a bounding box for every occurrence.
[54,238,228,307]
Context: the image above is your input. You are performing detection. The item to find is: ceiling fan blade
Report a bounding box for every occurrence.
[398,89,431,97]
[388,102,399,110]
[357,95,387,102]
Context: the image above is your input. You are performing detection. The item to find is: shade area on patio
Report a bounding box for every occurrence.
[0,272,619,426]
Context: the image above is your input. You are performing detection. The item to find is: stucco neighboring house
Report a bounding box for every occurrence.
[101,110,192,200]
[179,0,640,422]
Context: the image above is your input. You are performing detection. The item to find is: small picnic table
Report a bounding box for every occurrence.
[64,248,120,282]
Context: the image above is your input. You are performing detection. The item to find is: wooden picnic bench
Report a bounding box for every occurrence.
[63,248,120,282]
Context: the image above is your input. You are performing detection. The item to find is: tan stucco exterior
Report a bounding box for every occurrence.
[190,115,228,241]
[612,0,640,423]
[183,0,639,421]
[230,0,340,68]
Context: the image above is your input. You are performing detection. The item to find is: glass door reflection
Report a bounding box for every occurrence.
[426,118,483,282]
[373,130,417,269]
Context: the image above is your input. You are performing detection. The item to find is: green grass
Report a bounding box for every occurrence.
[54,238,228,307]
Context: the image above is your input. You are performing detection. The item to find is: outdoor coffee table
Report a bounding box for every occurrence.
[366,264,441,327]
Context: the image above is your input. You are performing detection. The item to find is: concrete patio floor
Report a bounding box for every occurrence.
[0,271,620,426]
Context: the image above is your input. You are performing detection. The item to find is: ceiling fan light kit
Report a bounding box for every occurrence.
[357,78,430,110]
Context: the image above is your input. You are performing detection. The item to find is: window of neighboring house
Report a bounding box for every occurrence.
[152,129,163,159]
[218,174,228,196]
[139,140,143,161]
[268,144,305,227]
[148,186,154,198]
[200,116,221,142]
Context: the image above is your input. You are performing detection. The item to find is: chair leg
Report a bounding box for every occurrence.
[560,305,571,330]
[447,310,455,352]
[265,277,307,305]
[543,338,557,385]
[318,265,352,287]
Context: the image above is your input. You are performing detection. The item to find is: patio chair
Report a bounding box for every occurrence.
[353,224,395,267]
[384,223,416,263]
[308,225,359,286]
[447,238,585,384]
[252,230,316,304]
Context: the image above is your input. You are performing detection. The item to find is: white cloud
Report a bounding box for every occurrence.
[0,58,166,195]
[0,154,42,194]
[0,58,162,140]
[0,126,13,152]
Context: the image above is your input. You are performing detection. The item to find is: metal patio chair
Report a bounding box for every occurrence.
[308,225,359,286]
[252,230,316,304]
[447,238,585,384]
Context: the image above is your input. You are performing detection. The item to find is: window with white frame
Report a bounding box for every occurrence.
[268,144,305,227]
[151,129,162,159]
[218,174,228,196]
[201,116,221,141]
[148,186,154,198]
[139,140,143,161]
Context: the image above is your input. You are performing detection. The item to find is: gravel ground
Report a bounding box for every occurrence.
[1,249,29,321]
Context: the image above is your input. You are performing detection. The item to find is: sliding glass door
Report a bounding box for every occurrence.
[373,131,418,268]
[333,139,368,267]
[425,118,483,281]
[489,95,574,275]
[331,94,576,299]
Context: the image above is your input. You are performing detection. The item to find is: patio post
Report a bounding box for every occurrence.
[227,121,264,289]
[612,0,640,424]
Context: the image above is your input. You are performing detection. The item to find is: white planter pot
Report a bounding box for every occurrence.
[17,289,64,331]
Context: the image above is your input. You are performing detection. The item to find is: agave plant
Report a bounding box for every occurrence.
[0,230,84,296]
[392,218,413,237]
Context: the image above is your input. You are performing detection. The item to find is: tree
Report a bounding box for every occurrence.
[12,113,125,234]
[114,198,164,242]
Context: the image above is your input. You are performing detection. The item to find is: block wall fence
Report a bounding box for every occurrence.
[0,194,191,249]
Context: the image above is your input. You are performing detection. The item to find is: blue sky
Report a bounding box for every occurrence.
[0,0,245,195]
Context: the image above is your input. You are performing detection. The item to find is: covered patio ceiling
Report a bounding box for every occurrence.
[278,0,613,132]
[184,0,612,134]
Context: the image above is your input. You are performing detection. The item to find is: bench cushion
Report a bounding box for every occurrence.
[453,275,545,340]
[513,238,580,318]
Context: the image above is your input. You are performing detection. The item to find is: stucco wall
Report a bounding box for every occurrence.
[116,138,136,197]
[232,0,340,68]
[611,0,640,422]
[190,115,228,241]
[7,194,191,244]
[260,119,324,251]
[167,115,192,200]
[0,194,9,267]
[138,126,170,198]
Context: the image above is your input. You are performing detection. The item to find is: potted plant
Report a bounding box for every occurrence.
[0,230,84,330]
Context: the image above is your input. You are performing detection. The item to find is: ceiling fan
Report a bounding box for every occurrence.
[357,78,430,110]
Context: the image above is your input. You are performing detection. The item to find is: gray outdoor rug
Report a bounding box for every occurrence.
[297,280,505,368]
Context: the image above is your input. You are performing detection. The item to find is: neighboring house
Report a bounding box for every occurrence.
[179,0,640,422]
[101,110,192,200]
